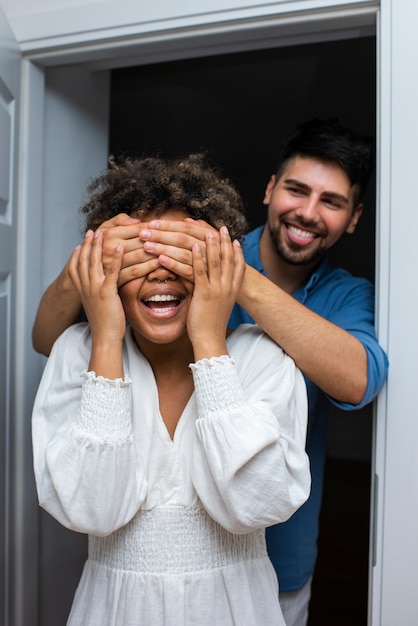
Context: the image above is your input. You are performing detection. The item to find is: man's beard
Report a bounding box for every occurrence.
[268,222,326,267]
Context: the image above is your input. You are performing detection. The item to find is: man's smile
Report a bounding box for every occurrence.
[285,223,320,247]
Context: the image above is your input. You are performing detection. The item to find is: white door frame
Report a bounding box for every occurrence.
[13,1,417,624]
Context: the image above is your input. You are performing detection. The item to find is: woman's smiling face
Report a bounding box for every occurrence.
[118,210,194,350]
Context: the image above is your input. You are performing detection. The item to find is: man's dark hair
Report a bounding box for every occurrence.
[82,153,248,240]
[276,118,374,204]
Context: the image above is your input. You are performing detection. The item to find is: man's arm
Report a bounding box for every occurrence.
[32,214,157,356]
[32,262,83,356]
[138,219,372,405]
[237,265,368,405]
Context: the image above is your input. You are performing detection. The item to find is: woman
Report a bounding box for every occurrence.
[32,153,310,625]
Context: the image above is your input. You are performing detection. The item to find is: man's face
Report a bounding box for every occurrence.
[263,156,363,266]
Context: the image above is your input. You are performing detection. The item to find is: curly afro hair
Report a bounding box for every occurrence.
[82,153,248,241]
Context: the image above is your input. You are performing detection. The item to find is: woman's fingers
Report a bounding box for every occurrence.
[205,231,221,283]
[69,230,124,296]
[204,226,243,292]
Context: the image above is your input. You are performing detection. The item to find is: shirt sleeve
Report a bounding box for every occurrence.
[190,326,311,534]
[324,279,389,409]
[32,324,148,536]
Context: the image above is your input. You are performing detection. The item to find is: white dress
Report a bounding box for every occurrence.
[32,323,310,626]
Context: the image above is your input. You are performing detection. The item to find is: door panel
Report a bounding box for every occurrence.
[0,7,20,626]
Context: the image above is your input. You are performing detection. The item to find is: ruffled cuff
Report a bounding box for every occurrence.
[189,355,243,418]
[75,370,133,443]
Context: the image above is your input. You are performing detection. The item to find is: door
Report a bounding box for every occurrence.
[0,6,20,626]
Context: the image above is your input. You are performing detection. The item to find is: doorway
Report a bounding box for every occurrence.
[109,36,376,626]
[35,34,376,626]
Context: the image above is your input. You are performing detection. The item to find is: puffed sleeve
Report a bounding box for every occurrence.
[190,325,310,534]
[32,324,148,536]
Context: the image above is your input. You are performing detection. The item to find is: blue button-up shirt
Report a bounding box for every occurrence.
[228,226,388,591]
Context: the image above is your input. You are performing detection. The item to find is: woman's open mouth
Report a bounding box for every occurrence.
[143,294,182,315]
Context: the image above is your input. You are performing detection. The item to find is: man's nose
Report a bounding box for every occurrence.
[296,195,320,219]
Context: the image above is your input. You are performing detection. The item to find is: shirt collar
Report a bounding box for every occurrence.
[245,225,330,303]
[294,257,330,303]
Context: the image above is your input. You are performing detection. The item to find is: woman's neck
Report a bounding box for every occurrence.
[134,332,195,374]
[132,331,196,439]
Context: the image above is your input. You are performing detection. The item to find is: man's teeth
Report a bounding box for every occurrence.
[145,295,179,302]
[288,225,315,238]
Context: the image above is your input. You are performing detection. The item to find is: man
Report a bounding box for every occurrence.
[32,119,388,625]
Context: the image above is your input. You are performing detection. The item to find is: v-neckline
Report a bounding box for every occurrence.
[158,391,195,442]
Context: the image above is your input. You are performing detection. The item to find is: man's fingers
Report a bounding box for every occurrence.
[98,213,141,230]
[140,219,218,247]
[101,226,143,257]
[142,241,193,266]
[117,257,161,287]
[113,247,157,271]
[157,254,195,282]
[104,243,124,282]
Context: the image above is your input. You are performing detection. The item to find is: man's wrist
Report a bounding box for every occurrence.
[56,263,78,294]
[237,264,259,307]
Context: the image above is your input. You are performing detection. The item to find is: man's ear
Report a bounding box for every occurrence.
[263,175,277,205]
[346,203,364,234]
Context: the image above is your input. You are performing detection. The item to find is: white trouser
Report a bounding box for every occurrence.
[279,577,312,626]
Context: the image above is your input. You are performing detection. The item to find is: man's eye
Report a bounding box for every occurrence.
[324,198,341,209]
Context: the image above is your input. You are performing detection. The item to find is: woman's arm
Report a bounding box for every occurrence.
[186,227,310,533]
[191,328,310,534]
[32,228,148,535]
[32,325,147,536]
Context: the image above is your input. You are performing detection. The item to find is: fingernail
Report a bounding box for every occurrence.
[148,220,161,229]
[140,229,151,238]
[221,226,229,234]
[144,241,155,251]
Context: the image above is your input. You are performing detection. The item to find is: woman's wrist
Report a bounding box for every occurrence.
[191,336,228,362]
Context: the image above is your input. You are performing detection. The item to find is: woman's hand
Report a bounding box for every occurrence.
[68,230,126,378]
[98,213,162,287]
[187,226,245,361]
